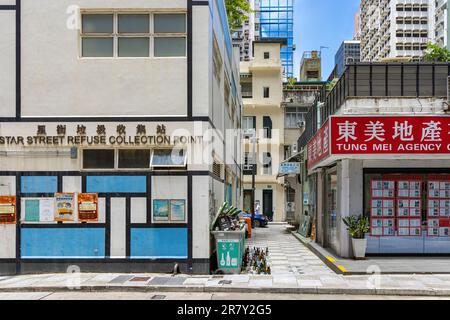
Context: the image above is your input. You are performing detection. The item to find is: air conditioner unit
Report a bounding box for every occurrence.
[286,202,295,212]
[292,143,298,154]
[243,128,256,139]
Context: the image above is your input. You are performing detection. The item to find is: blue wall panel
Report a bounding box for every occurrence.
[86,176,146,193]
[21,176,58,193]
[130,228,188,259]
[21,228,105,258]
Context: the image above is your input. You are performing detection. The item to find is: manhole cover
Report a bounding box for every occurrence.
[151,295,166,300]
[130,277,151,282]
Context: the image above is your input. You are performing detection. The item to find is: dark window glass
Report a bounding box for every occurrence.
[83,149,115,169]
[263,87,270,98]
[151,149,186,167]
[264,52,270,59]
[118,149,151,168]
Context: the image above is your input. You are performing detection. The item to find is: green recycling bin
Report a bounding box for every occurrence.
[212,227,246,274]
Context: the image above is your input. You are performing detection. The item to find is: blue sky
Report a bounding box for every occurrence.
[293,0,360,80]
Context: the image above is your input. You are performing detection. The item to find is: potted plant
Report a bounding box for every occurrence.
[342,215,370,259]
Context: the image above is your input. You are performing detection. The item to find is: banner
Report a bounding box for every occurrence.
[0,196,16,224]
[78,193,98,222]
[307,116,450,169]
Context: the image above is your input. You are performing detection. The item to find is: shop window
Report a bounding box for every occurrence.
[151,149,187,168]
[83,149,115,169]
[118,149,151,169]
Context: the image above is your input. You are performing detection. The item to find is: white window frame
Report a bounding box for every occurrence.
[79,11,187,59]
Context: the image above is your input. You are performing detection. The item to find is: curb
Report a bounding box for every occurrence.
[0,285,448,297]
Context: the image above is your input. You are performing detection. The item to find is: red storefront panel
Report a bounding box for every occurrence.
[306,119,330,169]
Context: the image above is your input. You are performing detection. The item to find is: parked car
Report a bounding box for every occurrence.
[241,212,269,228]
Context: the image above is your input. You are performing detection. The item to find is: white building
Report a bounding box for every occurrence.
[360,0,434,61]
[232,0,256,61]
[435,0,449,48]
[0,0,242,275]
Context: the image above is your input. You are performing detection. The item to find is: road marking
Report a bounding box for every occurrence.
[326,256,336,263]
[337,265,348,273]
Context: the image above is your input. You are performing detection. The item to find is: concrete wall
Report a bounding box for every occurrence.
[0,8,15,117]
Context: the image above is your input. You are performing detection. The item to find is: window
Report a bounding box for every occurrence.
[83,149,115,169]
[263,87,270,98]
[262,153,272,175]
[151,149,187,168]
[263,116,272,139]
[264,52,270,59]
[154,14,186,57]
[243,116,255,130]
[80,12,186,58]
[285,107,306,128]
[118,149,151,169]
[212,36,223,82]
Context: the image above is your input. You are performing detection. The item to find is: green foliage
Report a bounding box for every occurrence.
[225,0,252,33]
[424,42,450,62]
[342,215,370,239]
[287,77,297,85]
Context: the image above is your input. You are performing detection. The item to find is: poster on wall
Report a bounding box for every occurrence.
[0,196,16,224]
[55,193,75,222]
[153,200,170,221]
[170,200,186,222]
[23,198,55,222]
[427,180,450,237]
[77,193,98,222]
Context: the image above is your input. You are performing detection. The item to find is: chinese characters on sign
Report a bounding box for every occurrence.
[307,120,330,169]
[332,117,450,154]
[0,124,202,146]
[307,116,450,169]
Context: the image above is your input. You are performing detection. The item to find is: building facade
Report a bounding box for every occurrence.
[434,0,450,49]
[298,62,450,258]
[0,0,242,275]
[281,82,325,225]
[299,51,322,82]
[258,0,294,79]
[359,0,434,61]
[335,40,361,78]
[241,41,285,222]
[232,0,255,61]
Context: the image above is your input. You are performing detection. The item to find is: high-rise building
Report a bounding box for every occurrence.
[360,0,433,62]
[335,40,361,78]
[232,0,256,61]
[257,0,295,79]
[434,0,449,49]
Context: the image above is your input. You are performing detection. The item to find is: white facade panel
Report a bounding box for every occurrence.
[192,176,209,259]
[21,0,187,117]
[0,225,15,259]
[110,197,126,258]
[0,176,15,195]
[62,176,82,193]
[130,197,147,224]
[0,10,15,117]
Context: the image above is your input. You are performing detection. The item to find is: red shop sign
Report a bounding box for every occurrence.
[331,116,450,155]
[306,115,450,169]
[307,119,330,169]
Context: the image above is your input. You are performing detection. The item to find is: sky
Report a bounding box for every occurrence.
[293,0,361,80]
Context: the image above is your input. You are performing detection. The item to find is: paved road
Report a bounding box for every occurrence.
[0,291,448,300]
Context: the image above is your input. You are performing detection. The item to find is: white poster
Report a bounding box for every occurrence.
[39,199,55,222]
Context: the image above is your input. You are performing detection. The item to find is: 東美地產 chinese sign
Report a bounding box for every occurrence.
[307,116,450,169]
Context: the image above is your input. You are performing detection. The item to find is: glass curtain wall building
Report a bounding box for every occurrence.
[258,0,294,79]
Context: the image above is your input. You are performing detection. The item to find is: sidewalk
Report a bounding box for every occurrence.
[2,272,450,296]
